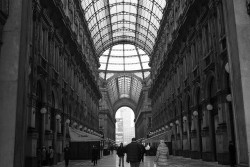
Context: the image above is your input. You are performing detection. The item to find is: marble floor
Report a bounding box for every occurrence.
[52,153,230,167]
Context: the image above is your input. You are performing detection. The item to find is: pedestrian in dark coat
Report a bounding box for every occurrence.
[125,138,142,167]
[92,145,99,166]
[138,142,146,162]
[117,143,125,167]
[229,141,236,167]
[41,146,47,166]
[64,145,70,167]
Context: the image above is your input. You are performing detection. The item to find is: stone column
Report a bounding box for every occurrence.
[223,0,250,166]
[0,0,31,166]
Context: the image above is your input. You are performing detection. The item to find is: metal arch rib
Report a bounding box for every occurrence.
[99,69,150,74]
[107,0,114,46]
[92,20,156,39]
[82,0,164,13]
[135,46,145,79]
[143,0,155,52]
[116,77,120,101]
[90,11,158,33]
[91,1,105,51]
[86,2,161,24]
[129,76,134,102]
[94,28,154,47]
[96,39,151,56]
[92,21,156,41]
[106,73,143,83]
[104,46,112,80]
[96,37,152,56]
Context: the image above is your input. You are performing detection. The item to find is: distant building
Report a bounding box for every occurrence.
[116,118,124,145]
[120,108,135,145]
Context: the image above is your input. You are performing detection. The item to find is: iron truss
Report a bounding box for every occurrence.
[106,73,143,106]
[81,0,167,56]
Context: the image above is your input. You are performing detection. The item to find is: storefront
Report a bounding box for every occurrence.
[69,127,103,160]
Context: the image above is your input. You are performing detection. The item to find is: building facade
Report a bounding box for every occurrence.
[135,78,152,141]
[149,0,250,166]
[1,0,250,167]
[99,81,116,142]
[0,0,101,166]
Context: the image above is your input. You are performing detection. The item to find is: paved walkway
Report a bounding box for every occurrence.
[53,153,230,167]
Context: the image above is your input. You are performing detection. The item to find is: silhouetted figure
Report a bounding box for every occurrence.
[229,141,236,167]
[125,138,142,167]
[117,143,125,167]
[41,146,47,166]
[92,145,99,166]
[64,145,70,167]
[37,147,42,167]
[138,142,145,162]
[48,146,54,166]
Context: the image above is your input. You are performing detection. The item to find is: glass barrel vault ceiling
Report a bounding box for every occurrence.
[81,0,167,55]
[99,44,150,104]
[80,0,167,105]
[99,44,150,79]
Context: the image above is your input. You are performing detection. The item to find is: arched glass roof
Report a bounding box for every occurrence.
[99,44,150,105]
[81,0,167,55]
[99,44,150,80]
[106,73,143,105]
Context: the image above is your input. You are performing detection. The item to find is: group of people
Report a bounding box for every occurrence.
[37,145,70,167]
[116,138,169,167]
[37,146,54,166]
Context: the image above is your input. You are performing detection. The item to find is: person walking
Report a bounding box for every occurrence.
[92,145,99,166]
[37,147,42,167]
[138,141,146,162]
[154,140,169,167]
[117,143,125,167]
[125,138,142,167]
[229,141,236,167]
[41,146,47,166]
[63,145,70,167]
[48,146,54,166]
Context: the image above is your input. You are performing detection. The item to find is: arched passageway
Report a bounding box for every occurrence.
[115,107,135,145]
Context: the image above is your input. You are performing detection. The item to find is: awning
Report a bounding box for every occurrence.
[69,127,103,142]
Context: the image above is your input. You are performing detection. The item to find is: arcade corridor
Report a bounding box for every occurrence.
[1,0,250,167]
[53,153,230,167]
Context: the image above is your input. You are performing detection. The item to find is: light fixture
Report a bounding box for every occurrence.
[79,125,83,129]
[40,108,47,114]
[65,119,70,124]
[225,62,230,73]
[183,116,187,121]
[193,111,198,116]
[207,104,213,111]
[73,122,77,127]
[162,127,165,131]
[175,120,179,125]
[83,127,87,131]
[226,94,232,102]
[165,125,169,129]
[56,114,61,120]
[170,123,174,127]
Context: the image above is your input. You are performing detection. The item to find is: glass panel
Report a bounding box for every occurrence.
[81,0,167,55]
[99,72,105,79]
[106,73,114,79]
[134,72,143,79]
